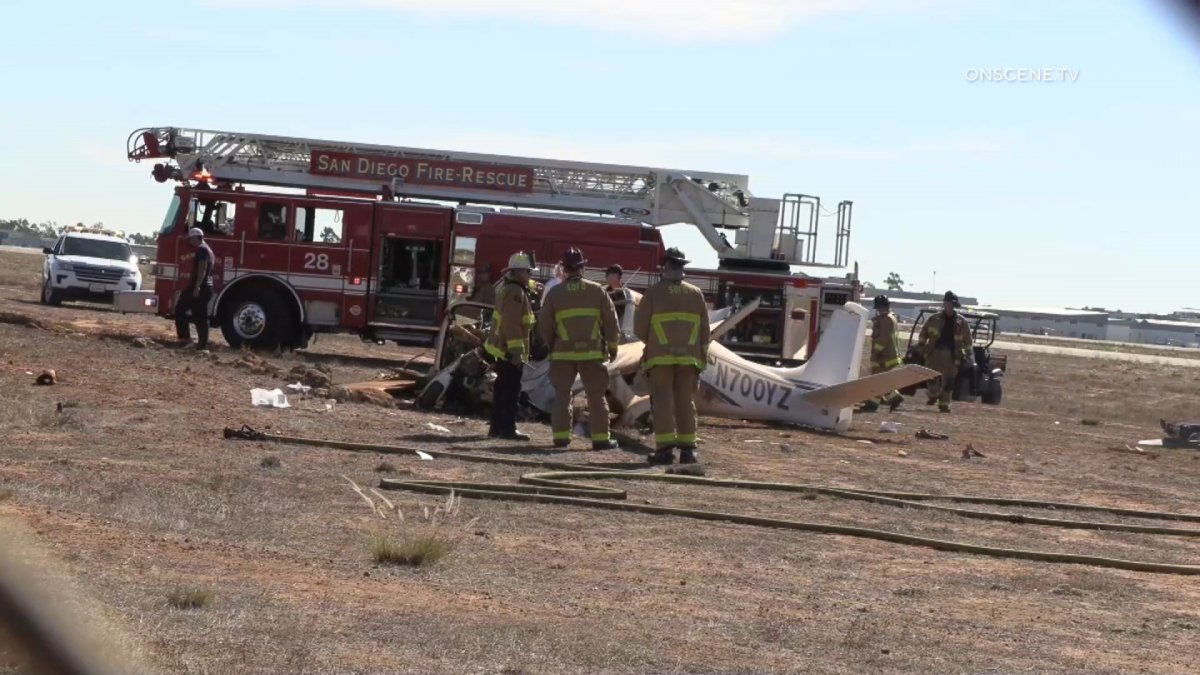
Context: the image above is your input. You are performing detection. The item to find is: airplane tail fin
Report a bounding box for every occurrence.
[778,302,869,387]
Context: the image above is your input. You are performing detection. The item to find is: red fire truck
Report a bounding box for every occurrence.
[122,127,859,364]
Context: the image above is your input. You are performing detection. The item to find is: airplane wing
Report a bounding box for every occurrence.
[797,364,938,409]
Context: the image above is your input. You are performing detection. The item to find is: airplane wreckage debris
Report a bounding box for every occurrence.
[406,296,938,434]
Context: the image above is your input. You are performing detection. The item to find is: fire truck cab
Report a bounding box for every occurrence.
[125,127,858,363]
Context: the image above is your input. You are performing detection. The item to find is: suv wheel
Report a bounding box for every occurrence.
[41,278,62,306]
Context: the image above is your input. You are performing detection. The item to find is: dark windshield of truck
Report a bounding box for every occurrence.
[60,237,133,261]
[159,195,182,235]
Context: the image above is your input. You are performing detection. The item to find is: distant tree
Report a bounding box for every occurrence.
[320,226,341,244]
[885,272,905,291]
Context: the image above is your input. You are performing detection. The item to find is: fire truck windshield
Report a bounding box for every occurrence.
[61,237,133,261]
[158,196,182,235]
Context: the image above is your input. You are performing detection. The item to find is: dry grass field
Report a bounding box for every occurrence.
[2,249,1200,674]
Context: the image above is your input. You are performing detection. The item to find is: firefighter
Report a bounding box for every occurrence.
[483,252,537,441]
[537,247,621,450]
[917,290,973,413]
[470,263,496,307]
[861,294,904,412]
[462,263,495,321]
[175,227,215,351]
[538,263,564,308]
[634,247,710,465]
[603,264,628,326]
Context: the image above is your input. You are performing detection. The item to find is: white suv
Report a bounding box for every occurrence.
[41,231,143,305]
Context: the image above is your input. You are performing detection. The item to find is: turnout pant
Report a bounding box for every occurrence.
[648,365,700,450]
[174,286,213,348]
[549,360,611,443]
[489,359,525,435]
[870,360,903,404]
[925,347,959,405]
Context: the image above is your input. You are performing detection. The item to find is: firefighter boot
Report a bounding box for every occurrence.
[679,447,700,464]
[553,438,571,448]
[938,403,951,414]
[592,439,620,450]
[648,447,675,466]
[888,393,904,412]
[860,400,880,413]
[490,424,531,441]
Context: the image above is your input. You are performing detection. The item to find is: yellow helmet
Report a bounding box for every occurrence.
[505,251,534,271]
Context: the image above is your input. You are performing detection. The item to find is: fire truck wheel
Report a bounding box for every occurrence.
[220,292,295,349]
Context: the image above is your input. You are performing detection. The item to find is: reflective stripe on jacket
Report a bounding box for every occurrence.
[871,311,903,369]
[484,276,535,361]
[634,277,710,370]
[918,311,972,362]
[536,274,619,361]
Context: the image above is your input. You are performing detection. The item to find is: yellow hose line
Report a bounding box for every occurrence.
[257,433,1200,576]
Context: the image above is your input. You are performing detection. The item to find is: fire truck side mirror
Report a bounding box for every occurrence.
[216,203,232,233]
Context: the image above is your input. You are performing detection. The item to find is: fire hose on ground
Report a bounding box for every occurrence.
[225,427,1200,576]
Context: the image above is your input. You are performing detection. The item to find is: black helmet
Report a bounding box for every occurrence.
[663,247,691,265]
[873,294,889,310]
[943,290,961,307]
[561,247,588,268]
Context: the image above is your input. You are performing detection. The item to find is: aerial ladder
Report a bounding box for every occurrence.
[128,127,852,269]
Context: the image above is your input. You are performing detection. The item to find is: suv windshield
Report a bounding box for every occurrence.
[60,237,133,262]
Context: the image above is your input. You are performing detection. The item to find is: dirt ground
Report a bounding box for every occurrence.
[2,249,1200,674]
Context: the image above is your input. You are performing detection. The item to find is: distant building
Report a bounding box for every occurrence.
[1128,319,1200,347]
[874,290,980,323]
[0,232,54,249]
[1106,317,1134,343]
[965,305,1109,340]
[886,297,941,323]
[883,290,980,305]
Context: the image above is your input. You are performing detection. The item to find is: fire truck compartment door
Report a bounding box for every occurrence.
[373,236,445,324]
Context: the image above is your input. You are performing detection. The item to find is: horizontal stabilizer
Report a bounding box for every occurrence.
[709,297,761,343]
[798,365,939,409]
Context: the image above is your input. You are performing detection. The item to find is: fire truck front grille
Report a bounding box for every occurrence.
[74,266,125,284]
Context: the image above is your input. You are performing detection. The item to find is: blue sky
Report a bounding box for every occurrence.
[2,0,1197,313]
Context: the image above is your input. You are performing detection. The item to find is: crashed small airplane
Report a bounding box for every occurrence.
[418,295,937,433]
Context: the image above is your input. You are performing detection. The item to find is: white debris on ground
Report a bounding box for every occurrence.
[251,388,290,409]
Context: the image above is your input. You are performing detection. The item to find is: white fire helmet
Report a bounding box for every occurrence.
[505,251,534,271]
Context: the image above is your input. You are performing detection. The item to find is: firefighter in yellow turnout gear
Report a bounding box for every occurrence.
[861,295,905,412]
[483,252,537,441]
[537,248,621,450]
[634,248,710,466]
[917,290,973,413]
